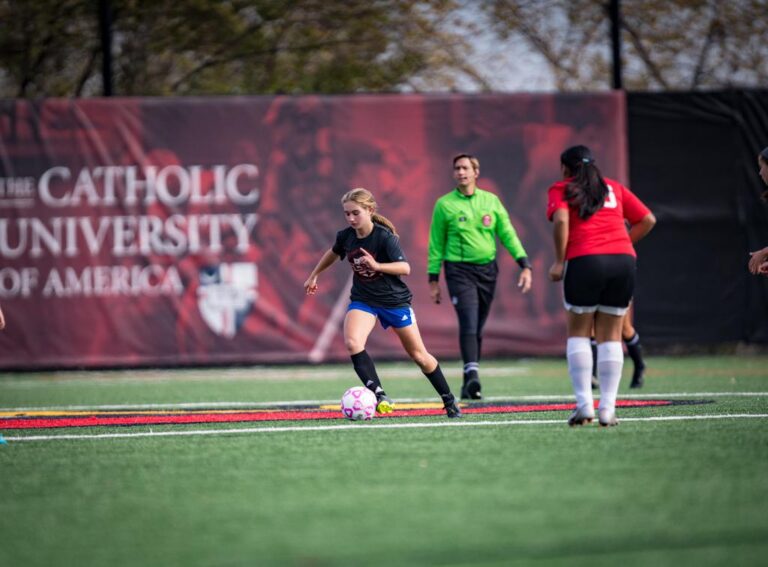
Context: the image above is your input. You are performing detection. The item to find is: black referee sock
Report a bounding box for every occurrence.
[350,350,384,395]
[459,333,479,378]
[624,333,646,370]
[423,364,454,403]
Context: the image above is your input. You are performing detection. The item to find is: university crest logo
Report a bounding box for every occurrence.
[197,263,258,338]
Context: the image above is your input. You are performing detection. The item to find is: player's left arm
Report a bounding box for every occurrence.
[357,248,410,276]
[359,232,411,276]
[622,186,656,244]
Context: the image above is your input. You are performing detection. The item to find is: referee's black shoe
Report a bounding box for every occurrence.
[462,378,482,400]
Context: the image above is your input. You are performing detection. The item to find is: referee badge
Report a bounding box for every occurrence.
[482,214,492,227]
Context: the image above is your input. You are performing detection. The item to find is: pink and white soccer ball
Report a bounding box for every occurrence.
[340,386,377,421]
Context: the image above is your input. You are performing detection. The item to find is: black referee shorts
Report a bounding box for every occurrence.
[444,261,498,311]
[563,254,635,315]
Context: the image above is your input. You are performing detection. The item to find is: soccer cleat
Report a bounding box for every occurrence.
[444,400,462,419]
[375,393,394,415]
[567,404,595,426]
[629,364,645,389]
[465,378,482,400]
[598,408,618,427]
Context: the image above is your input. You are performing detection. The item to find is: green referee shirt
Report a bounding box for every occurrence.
[427,187,529,278]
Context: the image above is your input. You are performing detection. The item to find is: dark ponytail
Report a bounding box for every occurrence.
[560,145,609,220]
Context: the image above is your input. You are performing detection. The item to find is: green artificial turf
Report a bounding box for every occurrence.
[0,356,766,567]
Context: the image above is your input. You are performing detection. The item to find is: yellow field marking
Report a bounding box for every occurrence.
[319,402,443,411]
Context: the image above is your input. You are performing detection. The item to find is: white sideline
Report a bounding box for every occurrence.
[3,413,767,443]
[0,365,530,387]
[2,391,767,412]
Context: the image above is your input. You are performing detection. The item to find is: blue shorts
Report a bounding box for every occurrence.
[347,301,415,329]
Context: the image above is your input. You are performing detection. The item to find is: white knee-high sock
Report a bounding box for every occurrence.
[567,337,594,410]
[597,341,624,412]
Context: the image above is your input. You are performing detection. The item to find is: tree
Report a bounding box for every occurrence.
[0,0,474,97]
[483,0,768,91]
[2,0,766,97]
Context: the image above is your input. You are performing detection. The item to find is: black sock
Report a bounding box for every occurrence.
[424,364,454,404]
[350,350,384,395]
[459,333,479,371]
[624,333,645,370]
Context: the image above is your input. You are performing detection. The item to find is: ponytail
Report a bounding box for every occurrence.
[341,188,398,236]
[372,213,398,236]
[560,145,609,220]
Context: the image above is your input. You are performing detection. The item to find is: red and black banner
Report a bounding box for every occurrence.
[0,94,628,368]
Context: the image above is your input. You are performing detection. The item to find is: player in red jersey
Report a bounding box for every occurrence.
[547,145,656,426]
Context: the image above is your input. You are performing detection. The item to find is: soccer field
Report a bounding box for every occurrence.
[1,356,766,567]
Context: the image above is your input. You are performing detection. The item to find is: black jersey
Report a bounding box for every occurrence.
[332,224,413,308]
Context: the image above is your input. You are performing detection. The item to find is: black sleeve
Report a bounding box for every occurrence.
[331,230,346,259]
[383,232,408,263]
[516,256,532,270]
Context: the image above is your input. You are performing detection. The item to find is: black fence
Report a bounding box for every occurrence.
[628,90,768,347]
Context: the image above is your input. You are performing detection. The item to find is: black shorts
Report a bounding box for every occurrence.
[563,254,635,315]
[444,261,498,310]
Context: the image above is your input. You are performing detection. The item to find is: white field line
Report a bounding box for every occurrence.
[3,413,767,443]
[0,365,528,387]
[2,391,767,413]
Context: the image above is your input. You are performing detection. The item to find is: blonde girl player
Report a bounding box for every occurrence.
[304,188,462,418]
[548,145,656,427]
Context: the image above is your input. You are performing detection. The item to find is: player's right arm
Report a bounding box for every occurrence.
[304,249,341,295]
[549,208,569,282]
[427,199,447,303]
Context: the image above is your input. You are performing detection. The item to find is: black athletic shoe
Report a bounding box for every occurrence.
[465,378,482,400]
[629,364,645,389]
[444,401,462,418]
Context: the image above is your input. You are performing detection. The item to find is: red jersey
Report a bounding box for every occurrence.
[546,177,650,260]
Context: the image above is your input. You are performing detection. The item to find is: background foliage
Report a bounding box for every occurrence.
[1,0,766,97]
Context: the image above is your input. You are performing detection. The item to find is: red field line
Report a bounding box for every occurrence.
[0,400,672,430]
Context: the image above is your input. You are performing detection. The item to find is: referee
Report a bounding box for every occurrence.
[428,154,532,400]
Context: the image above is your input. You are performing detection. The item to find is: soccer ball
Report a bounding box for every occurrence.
[340,386,377,421]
